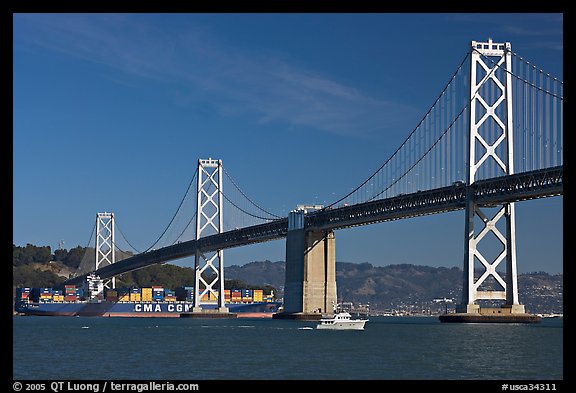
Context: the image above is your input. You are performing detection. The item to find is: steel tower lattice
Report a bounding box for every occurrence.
[193,158,228,312]
[96,212,116,289]
[458,39,523,313]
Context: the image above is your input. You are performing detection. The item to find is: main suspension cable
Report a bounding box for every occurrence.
[143,167,198,252]
[222,166,282,219]
[326,51,471,208]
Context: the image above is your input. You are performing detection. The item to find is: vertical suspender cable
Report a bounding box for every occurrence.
[523,61,529,172]
[544,74,552,168]
[553,76,558,166]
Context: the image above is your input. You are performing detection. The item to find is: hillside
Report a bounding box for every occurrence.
[225,260,285,289]
[224,261,563,315]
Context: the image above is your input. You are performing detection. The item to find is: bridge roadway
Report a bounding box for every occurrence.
[64,166,563,286]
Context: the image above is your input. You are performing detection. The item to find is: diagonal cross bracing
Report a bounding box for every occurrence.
[193,158,227,312]
[461,38,521,312]
[96,212,116,289]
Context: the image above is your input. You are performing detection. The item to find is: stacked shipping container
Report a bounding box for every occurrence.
[175,286,194,301]
[253,289,263,302]
[33,288,54,302]
[130,288,141,302]
[141,288,152,302]
[52,290,64,302]
[16,287,31,301]
[18,285,275,304]
[164,290,176,302]
[231,290,242,302]
[152,287,164,301]
[65,285,77,302]
[118,288,130,302]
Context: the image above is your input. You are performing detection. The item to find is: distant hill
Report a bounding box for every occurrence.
[225,261,563,315]
[225,260,285,289]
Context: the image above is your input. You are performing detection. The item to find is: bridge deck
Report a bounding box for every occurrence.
[64,166,562,286]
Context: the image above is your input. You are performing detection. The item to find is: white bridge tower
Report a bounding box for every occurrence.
[458,38,524,314]
[193,158,228,313]
[95,212,116,289]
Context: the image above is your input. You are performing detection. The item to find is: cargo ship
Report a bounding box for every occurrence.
[14,274,281,318]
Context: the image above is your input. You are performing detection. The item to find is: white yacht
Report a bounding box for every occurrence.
[316,312,368,330]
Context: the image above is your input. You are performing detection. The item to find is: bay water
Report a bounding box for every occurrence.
[13,315,563,381]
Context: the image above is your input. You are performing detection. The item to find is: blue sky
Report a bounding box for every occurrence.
[12,13,563,274]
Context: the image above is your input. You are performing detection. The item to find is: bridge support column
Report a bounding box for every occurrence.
[277,211,337,319]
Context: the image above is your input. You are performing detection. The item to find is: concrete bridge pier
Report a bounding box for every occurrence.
[274,211,337,320]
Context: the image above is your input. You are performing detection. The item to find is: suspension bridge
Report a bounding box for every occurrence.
[64,39,563,320]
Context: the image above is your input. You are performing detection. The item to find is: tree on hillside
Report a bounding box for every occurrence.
[53,248,67,263]
[13,265,63,288]
[13,244,52,266]
[118,264,196,288]
[62,246,90,269]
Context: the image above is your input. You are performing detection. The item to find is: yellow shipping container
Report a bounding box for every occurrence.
[119,294,130,302]
[253,290,263,302]
[130,294,141,301]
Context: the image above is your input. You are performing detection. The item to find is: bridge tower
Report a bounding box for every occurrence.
[193,158,228,313]
[277,208,337,319]
[458,38,524,315]
[95,212,115,289]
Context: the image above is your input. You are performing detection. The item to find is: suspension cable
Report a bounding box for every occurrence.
[368,99,469,201]
[143,167,198,252]
[114,220,141,254]
[73,221,96,277]
[326,51,471,208]
[172,211,197,244]
[220,189,279,221]
[222,166,282,219]
[478,50,563,100]
[83,221,96,249]
[367,47,513,201]
[510,50,563,84]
